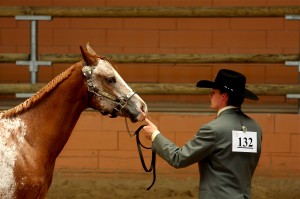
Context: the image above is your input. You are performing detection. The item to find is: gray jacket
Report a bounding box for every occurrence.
[152,108,262,199]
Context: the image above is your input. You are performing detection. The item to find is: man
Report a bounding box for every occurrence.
[143,69,262,199]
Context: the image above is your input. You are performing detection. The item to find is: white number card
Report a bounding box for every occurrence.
[232,130,257,153]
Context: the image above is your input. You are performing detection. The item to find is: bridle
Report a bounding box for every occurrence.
[82,65,136,118]
[125,119,157,191]
[83,64,156,190]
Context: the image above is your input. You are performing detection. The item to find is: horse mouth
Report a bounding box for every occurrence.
[127,108,147,123]
[128,114,143,123]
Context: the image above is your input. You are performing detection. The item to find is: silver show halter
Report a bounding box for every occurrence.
[82,65,136,118]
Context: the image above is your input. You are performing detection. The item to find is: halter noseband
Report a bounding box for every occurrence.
[82,65,136,118]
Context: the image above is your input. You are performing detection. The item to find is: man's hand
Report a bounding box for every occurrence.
[143,118,158,140]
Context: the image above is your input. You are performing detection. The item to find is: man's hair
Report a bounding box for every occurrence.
[219,87,244,107]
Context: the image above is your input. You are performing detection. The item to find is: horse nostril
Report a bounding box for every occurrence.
[141,104,148,115]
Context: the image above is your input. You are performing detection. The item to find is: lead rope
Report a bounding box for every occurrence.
[125,118,157,190]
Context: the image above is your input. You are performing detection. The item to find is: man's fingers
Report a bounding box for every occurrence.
[145,118,152,125]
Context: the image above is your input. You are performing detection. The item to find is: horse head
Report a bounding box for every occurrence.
[80,43,147,122]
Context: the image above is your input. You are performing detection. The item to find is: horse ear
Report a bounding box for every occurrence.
[80,45,98,66]
[86,42,97,56]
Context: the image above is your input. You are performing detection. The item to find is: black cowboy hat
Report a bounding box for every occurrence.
[196,69,259,101]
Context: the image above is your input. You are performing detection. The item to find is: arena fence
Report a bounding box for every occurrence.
[0,6,300,98]
[0,53,299,64]
[1,6,300,17]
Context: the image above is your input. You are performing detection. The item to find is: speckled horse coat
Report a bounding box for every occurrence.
[0,44,147,199]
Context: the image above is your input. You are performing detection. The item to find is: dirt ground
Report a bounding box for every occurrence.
[46,171,300,199]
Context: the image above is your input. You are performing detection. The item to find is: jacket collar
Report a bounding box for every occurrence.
[217,106,239,117]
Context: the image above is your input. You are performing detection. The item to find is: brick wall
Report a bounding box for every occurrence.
[0,1,299,89]
[55,111,300,177]
[0,0,299,176]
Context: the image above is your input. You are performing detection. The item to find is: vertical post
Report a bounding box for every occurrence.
[15,15,52,84]
[30,20,38,83]
[285,15,300,113]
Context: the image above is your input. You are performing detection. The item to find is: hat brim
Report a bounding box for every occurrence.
[196,80,217,89]
[196,80,259,101]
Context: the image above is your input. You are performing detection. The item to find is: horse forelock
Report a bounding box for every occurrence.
[0,62,81,118]
[98,56,119,72]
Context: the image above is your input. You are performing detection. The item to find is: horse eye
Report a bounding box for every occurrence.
[106,77,116,84]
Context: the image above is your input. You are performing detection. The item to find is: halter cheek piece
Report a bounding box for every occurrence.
[82,65,136,118]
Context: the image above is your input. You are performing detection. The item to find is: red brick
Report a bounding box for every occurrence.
[55,156,99,169]
[102,116,128,131]
[53,29,106,46]
[266,0,300,6]
[178,94,208,104]
[38,66,53,82]
[52,63,71,78]
[38,46,69,54]
[255,153,272,176]
[266,64,298,84]
[177,48,228,54]
[291,134,300,154]
[159,114,215,132]
[254,96,288,104]
[271,154,300,173]
[124,18,176,30]
[159,0,212,6]
[284,20,300,30]
[0,45,16,53]
[65,130,118,150]
[262,133,290,153]
[38,29,53,46]
[98,151,144,171]
[53,0,105,6]
[160,30,212,48]
[0,64,30,83]
[250,114,275,134]
[178,18,230,30]
[275,114,300,134]
[158,65,211,83]
[0,18,17,28]
[1,28,30,46]
[122,47,174,54]
[214,30,266,48]
[230,18,284,30]
[70,18,122,29]
[284,48,300,54]
[74,111,103,131]
[267,30,299,48]
[107,30,159,48]
[59,149,98,157]
[55,149,99,169]
[118,131,139,151]
[213,0,267,6]
[106,0,158,6]
[39,18,70,29]
[117,63,159,83]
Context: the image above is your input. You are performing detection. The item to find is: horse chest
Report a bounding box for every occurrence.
[0,117,27,198]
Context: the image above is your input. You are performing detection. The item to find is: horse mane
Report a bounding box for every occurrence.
[1,62,82,118]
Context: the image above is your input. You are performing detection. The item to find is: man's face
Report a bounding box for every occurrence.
[209,89,228,111]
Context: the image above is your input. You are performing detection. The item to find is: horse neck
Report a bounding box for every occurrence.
[21,62,89,161]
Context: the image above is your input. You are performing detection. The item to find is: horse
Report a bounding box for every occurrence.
[0,43,148,199]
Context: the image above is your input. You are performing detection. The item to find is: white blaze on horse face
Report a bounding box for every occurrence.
[0,116,27,198]
[94,59,132,92]
[93,59,133,101]
[92,59,147,120]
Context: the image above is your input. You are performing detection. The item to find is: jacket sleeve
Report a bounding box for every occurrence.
[152,124,216,168]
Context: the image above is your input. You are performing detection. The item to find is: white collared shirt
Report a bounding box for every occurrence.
[217,106,238,117]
